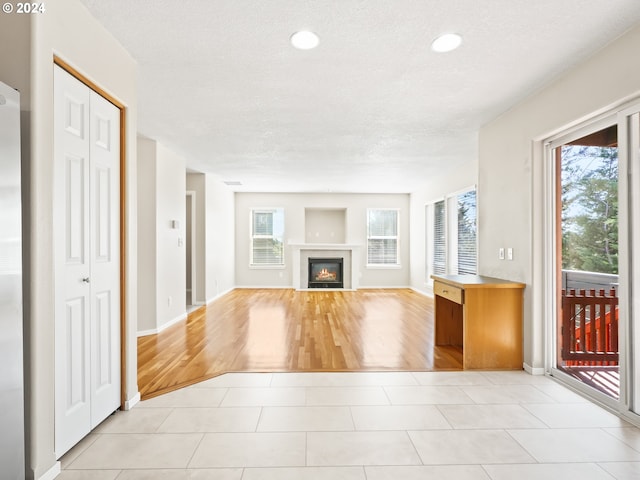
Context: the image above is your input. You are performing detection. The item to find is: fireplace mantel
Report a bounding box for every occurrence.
[289,243,362,250]
[290,243,362,290]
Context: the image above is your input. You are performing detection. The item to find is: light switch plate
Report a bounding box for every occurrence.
[499,248,505,260]
[507,247,513,260]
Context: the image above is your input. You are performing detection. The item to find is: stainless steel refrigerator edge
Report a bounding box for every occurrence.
[0,81,25,478]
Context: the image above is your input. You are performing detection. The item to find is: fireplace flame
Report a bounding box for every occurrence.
[316,267,337,281]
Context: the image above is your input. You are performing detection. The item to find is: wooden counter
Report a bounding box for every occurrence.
[431,274,525,370]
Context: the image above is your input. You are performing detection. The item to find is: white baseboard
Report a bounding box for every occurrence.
[410,286,434,298]
[137,312,188,337]
[523,363,546,375]
[137,328,157,337]
[37,462,61,480]
[124,392,141,410]
[206,286,236,305]
[355,285,414,290]
[233,285,419,292]
[233,285,292,290]
[296,288,357,292]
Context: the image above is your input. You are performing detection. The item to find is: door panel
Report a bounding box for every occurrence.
[547,105,640,419]
[65,297,87,411]
[89,89,120,429]
[94,290,112,391]
[95,165,111,261]
[54,66,92,455]
[627,111,640,414]
[63,93,85,138]
[66,154,86,263]
[552,123,620,401]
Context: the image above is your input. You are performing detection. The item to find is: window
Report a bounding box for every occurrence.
[428,188,477,277]
[251,208,284,265]
[432,200,446,275]
[367,209,399,265]
[457,189,477,274]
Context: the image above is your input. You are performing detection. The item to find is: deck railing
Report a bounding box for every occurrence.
[561,288,618,365]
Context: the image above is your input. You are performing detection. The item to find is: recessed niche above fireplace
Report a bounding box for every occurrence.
[308,257,344,288]
[305,208,346,244]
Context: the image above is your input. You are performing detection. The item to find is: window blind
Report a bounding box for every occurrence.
[253,211,273,236]
[433,200,446,274]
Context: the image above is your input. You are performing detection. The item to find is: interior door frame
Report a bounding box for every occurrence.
[53,56,128,409]
[186,190,197,305]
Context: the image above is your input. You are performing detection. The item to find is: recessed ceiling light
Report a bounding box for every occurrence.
[290,31,319,50]
[431,33,462,53]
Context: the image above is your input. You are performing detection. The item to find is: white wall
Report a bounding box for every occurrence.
[235,192,410,288]
[409,161,478,295]
[204,175,236,300]
[137,137,157,332]
[156,143,187,326]
[0,1,138,477]
[479,25,640,371]
[305,208,347,244]
[137,139,187,334]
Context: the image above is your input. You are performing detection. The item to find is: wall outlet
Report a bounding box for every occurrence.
[507,248,513,260]
[499,248,505,260]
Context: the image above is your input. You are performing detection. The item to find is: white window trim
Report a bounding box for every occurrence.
[366,208,401,268]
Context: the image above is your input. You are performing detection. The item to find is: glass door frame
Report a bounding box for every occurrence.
[542,104,639,420]
[620,105,640,416]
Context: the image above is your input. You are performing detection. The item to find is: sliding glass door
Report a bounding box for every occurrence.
[546,104,640,417]
[551,121,621,400]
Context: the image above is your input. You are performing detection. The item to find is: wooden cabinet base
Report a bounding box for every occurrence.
[432,275,524,370]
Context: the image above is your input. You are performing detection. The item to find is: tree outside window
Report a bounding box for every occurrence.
[561,145,618,274]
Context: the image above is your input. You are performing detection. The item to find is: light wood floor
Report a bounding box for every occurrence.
[138,288,463,399]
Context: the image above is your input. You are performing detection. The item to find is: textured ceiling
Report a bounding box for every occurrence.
[79,0,640,193]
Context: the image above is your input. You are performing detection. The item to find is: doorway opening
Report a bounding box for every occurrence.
[186,191,198,312]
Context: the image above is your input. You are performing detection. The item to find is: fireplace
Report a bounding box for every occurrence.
[308,257,344,289]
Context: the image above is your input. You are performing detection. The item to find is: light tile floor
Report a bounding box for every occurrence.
[59,371,640,480]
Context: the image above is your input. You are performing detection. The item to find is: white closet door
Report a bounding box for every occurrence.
[54,66,121,456]
[88,89,121,428]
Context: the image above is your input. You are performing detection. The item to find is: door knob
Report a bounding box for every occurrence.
[82,277,90,283]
